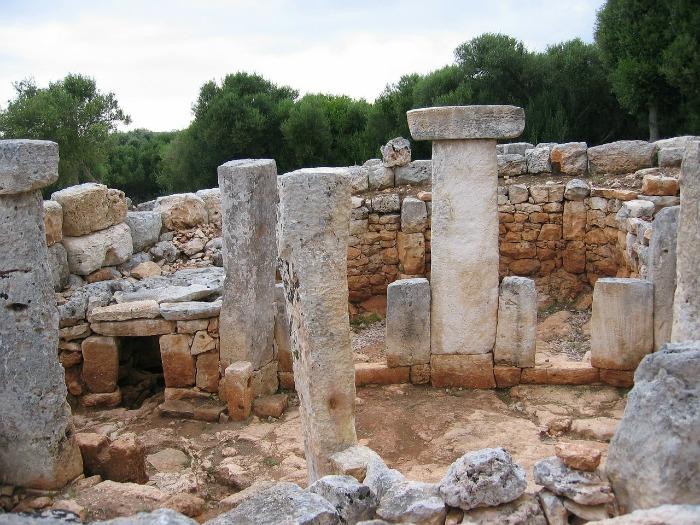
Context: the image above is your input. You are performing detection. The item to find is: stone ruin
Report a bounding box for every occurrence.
[0,106,698,524]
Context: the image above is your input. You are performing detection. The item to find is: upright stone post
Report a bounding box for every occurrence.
[407,106,525,376]
[672,141,700,342]
[495,276,537,368]
[277,167,357,482]
[217,159,277,377]
[0,140,83,488]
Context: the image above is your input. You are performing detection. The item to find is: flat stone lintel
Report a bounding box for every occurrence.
[407,105,525,141]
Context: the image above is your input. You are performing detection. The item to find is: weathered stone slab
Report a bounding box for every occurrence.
[91,318,175,336]
[386,278,430,367]
[89,300,161,322]
[606,342,700,513]
[376,480,446,525]
[0,139,82,489]
[497,153,526,177]
[274,283,292,372]
[495,276,537,368]
[534,457,614,506]
[309,474,378,523]
[195,188,222,226]
[160,300,222,320]
[430,354,496,388]
[220,361,253,421]
[400,196,428,233]
[395,159,431,186]
[43,199,63,245]
[63,223,134,275]
[51,183,127,237]
[380,137,411,167]
[156,193,208,230]
[591,278,653,370]
[47,242,70,291]
[160,334,195,388]
[586,504,700,524]
[277,167,357,482]
[354,363,410,385]
[461,494,547,525]
[551,142,588,176]
[217,159,276,370]
[526,146,551,174]
[407,105,525,140]
[587,140,656,176]
[672,141,700,341]
[124,211,162,252]
[82,336,120,393]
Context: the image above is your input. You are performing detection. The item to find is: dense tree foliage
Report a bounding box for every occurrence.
[0,74,130,191]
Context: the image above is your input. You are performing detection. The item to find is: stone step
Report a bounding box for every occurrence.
[158,398,225,422]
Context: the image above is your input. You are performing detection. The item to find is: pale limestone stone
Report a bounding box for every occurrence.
[385,278,431,367]
[62,223,134,275]
[0,139,82,489]
[347,165,369,193]
[81,336,120,393]
[672,142,700,341]
[190,330,217,355]
[647,206,679,350]
[587,140,656,176]
[380,137,411,167]
[551,142,588,176]
[497,153,526,177]
[495,277,537,367]
[91,319,175,336]
[526,146,551,173]
[367,162,395,190]
[251,359,278,398]
[591,278,653,370]
[48,242,70,291]
[407,105,525,140]
[130,261,162,279]
[395,160,431,186]
[156,193,208,230]
[564,179,591,200]
[88,300,161,322]
[217,159,276,370]
[51,183,127,237]
[508,184,529,204]
[124,211,161,252]
[220,361,253,421]
[400,197,428,233]
[43,200,63,246]
[195,188,222,226]
[159,300,222,321]
[277,167,357,482]
[658,146,684,167]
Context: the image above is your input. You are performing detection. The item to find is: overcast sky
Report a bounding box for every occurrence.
[0,0,604,131]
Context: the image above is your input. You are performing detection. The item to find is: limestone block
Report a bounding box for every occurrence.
[91,318,175,336]
[277,167,357,482]
[671,141,700,341]
[658,146,684,167]
[367,161,395,190]
[274,283,292,372]
[220,361,253,421]
[156,193,208,230]
[411,363,431,384]
[525,146,551,173]
[0,140,82,489]
[508,184,529,204]
[130,261,161,279]
[494,366,521,387]
[606,342,700,512]
[371,193,400,213]
[396,232,425,274]
[354,363,410,385]
[563,201,587,240]
[564,179,591,201]
[195,351,220,392]
[252,393,289,419]
[534,457,613,505]
[615,199,655,225]
[159,300,222,320]
[551,142,588,176]
[641,174,679,196]
[251,359,278,398]
[115,283,221,304]
[655,135,700,149]
[89,300,160,322]
[502,142,534,155]
[430,354,496,388]
[80,389,122,408]
[218,159,276,370]
[587,140,656,175]
[195,188,222,226]
[63,223,134,275]
[160,334,195,388]
[555,442,601,472]
[81,336,120,393]
[637,194,680,212]
[51,183,127,236]
[497,154,526,177]
[386,278,430,367]
[347,165,369,193]
[395,159,431,186]
[400,197,428,233]
[376,480,446,524]
[590,278,653,370]
[380,137,411,167]
[407,105,525,140]
[43,200,63,245]
[647,206,679,350]
[190,330,216,355]
[124,211,162,252]
[495,277,537,368]
[177,319,209,334]
[48,242,70,291]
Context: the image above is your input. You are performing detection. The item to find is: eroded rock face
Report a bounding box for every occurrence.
[439,448,527,510]
[461,494,547,525]
[125,211,162,252]
[606,342,700,513]
[51,183,127,237]
[309,475,378,524]
[380,137,411,168]
[156,193,208,230]
[376,481,445,525]
[534,457,614,506]
[587,140,656,176]
[62,223,134,275]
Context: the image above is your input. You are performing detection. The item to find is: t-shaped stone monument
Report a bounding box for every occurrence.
[407,106,525,359]
[0,140,83,488]
[277,167,358,482]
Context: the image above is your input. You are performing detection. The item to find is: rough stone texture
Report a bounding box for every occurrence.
[124,211,162,252]
[47,242,70,291]
[91,318,175,336]
[385,278,430,367]
[550,142,588,176]
[196,188,222,226]
[252,393,288,418]
[606,342,700,513]
[494,277,537,368]
[591,278,653,370]
[537,489,568,525]
[51,183,127,237]
[81,336,120,393]
[160,334,196,387]
[274,283,292,373]
[277,168,358,482]
[62,223,134,275]
[0,139,83,489]
[367,161,395,190]
[156,193,208,230]
[89,300,160,322]
[395,160,432,186]
[534,457,614,506]
[196,351,220,392]
[370,193,400,213]
[93,509,198,525]
[671,141,700,341]
[525,146,551,174]
[400,197,428,233]
[439,448,527,510]
[376,480,446,525]
[658,147,685,168]
[355,363,410,385]
[251,359,278,398]
[497,154,526,177]
[206,481,340,525]
[218,159,276,370]
[0,139,59,194]
[554,442,601,472]
[309,474,378,523]
[329,445,380,481]
[587,505,700,524]
[407,105,525,140]
[564,179,591,201]
[220,361,253,421]
[647,206,679,350]
[587,140,656,176]
[641,174,679,196]
[461,494,547,525]
[430,354,496,388]
[43,199,63,246]
[380,137,411,167]
[160,300,221,321]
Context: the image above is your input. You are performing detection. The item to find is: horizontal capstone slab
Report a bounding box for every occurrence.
[407,105,525,141]
[0,139,59,194]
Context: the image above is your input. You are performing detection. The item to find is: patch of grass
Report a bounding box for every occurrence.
[350,312,382,329]
[263,456,280,467]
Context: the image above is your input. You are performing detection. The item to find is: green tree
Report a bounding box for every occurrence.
[0,74,130,190]
[281,95,333,167]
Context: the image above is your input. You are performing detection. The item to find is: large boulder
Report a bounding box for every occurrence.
[551,142,588,176]
[587,140,656,176]
[156,193,208,230]
[125,211,162,252]
[196,188,222,226]
[606,342,700,513]
[62,223,134,275]
[395,160,431,186]
[51,183,127,236]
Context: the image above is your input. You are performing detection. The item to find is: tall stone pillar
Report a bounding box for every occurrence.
[0,140,83,488]
[277,167,357,482]
[407,106,525,358]
[217,159,277,372]
[672,141,700,342]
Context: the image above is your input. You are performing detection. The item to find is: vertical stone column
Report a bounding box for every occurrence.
[0,140,83,488]
[385,278,431,367]
[217,159,277,373]
[407,106,525,364]
[494,276,537,368]
[672,141,700,341]
[277,167,357,482]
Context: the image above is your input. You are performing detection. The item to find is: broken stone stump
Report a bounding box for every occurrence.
[252,393,289,419]
[590,278,653,370]
[277,167,358,482]
[407,105,525,356]
[217,159,277,370]
[494,276,537,368]
[672,141,700,341]
[159,334,195,387]
[221,361,253,421]
[385,278,430,367]
[0,139,83,489]
[81,336,120,393]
